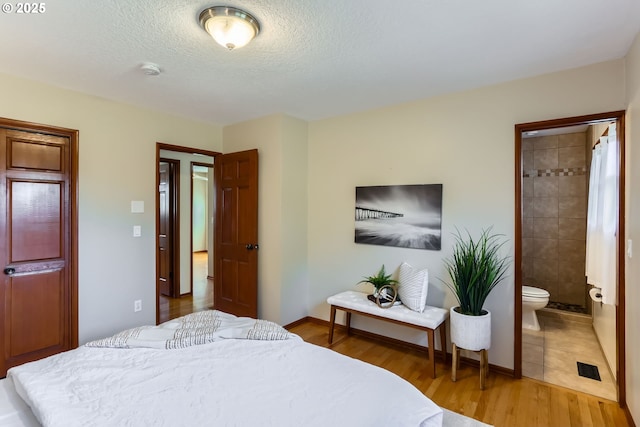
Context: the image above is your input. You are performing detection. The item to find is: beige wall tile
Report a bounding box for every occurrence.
[558,132,587,147]
[558,240,586,265]
[534,148,559,169]
[558,258,586,284]
[522,138,534,151]
[522,257,535,283]
[534,257,559,288]
[559,197,586,219]
[523,150,534,170]
[534,238,559,259]
[533,197,559,218]
[533,218,558,239]
[559,175,586,197]
[523,238,534,258]
[523,177,534,198]
[557,281,586,306]
[558,218,586,240]
[523,217,533,238]
[558,146,586,168]
[534,176,559,197]
[533,135,558,149]
[523,197,533,218]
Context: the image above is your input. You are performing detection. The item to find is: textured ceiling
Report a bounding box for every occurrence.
[0,0,639,126]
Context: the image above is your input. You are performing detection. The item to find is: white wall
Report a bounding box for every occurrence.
[307,59,626,370]
[624,29,640,425]
[0,72,222,343]
[192,176,208,252]
[159,151,214,295]
[223,114,308,325]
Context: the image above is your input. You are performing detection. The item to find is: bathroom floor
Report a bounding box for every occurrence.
[522,310,617,401]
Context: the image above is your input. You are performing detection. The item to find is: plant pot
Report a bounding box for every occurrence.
[450,307,491,351]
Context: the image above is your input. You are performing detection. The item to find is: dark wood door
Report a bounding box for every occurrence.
[158,160,179,298]
[0,128,73,376]
[214,149,258,318]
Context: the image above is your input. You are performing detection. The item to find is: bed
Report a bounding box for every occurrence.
[0,310,487,427]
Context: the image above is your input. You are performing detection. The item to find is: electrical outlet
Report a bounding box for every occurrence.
[134,300,142,312]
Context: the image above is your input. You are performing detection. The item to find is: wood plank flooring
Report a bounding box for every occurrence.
[288,320,631,427]
[158,252,212,324]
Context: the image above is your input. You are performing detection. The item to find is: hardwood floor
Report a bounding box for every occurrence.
[288,320,631,427]
[158,252,213,324]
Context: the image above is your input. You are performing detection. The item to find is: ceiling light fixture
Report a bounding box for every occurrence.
[140,62,161,76]
[199,6,260,51]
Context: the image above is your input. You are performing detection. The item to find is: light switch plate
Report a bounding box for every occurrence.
[133,225,141,237]
[131,201,144,213]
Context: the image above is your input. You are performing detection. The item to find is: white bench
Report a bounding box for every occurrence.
[327,290,448,378]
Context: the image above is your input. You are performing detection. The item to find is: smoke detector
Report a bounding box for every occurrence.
[140,62,161,76]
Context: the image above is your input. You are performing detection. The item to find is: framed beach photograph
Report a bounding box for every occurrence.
[355,184,443,250]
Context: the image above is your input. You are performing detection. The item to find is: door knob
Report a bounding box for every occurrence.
[246,244,254,250]
[3,267,15,275]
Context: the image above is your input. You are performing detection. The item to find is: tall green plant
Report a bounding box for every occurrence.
[443,228,510,316]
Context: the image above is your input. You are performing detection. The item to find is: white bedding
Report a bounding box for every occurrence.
[7,312,443,427]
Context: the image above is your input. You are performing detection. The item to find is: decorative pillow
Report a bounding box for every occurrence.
[398,262,429,312]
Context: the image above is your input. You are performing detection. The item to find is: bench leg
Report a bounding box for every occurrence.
[451,343,458,382]
[426,328,436,379]
[439,321,447,363]
[328,306,337,344]
[345,312,352,335]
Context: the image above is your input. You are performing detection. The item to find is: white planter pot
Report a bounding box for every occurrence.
[450,307,491,351]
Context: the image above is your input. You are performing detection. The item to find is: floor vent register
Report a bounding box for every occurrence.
[577,362,601,381]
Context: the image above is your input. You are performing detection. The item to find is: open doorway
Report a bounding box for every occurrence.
[190,162,214,322]
[156,143,219,324]
[514,111,626,406]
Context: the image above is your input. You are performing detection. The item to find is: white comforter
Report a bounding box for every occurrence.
[8,319,443,427]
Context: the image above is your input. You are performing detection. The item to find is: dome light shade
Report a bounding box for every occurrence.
[199,6,260,50]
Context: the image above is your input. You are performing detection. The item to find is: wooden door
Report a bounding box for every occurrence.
[0,128,74,376]
[158,160,179,298]
[214,149,258,318]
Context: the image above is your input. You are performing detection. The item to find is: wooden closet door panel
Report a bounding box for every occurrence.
[0,128,72,376]
[8,270,64,356]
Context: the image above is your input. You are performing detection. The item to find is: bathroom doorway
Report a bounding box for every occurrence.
[514,111,626,405]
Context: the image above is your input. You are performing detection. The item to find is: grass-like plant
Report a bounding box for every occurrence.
[443,228,510,316]
[358,265,398,294]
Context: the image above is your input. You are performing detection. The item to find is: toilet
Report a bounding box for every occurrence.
[522,285,550,331]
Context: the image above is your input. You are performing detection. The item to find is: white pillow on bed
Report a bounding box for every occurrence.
[398,262,429,312]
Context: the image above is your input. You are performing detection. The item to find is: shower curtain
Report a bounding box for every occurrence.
[585,123,617,305]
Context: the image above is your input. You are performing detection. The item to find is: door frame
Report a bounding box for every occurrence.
[155,143,220,325]
[514,111,626,406]
[158,158,180,298]
[0,116,78,349]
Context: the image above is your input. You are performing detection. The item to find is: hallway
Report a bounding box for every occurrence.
[158,252,213,324]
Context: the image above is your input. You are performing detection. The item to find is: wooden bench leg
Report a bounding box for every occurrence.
[426,328,436,379]
[345,311,352,335]
[328,306,337,344]
[439,321,447,363]
[451,343,458,382]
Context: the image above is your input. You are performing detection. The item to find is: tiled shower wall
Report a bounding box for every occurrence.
[522,132,588,309]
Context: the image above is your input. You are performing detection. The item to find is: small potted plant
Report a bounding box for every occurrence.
[358,265,399,307]
[443,228,509,351]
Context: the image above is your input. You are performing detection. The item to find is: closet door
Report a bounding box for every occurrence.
[0,128,74,377]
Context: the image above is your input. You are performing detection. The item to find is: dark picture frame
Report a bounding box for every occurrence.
[355,184,443,250]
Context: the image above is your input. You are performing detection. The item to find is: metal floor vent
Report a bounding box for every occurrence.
[577,362,601,381]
